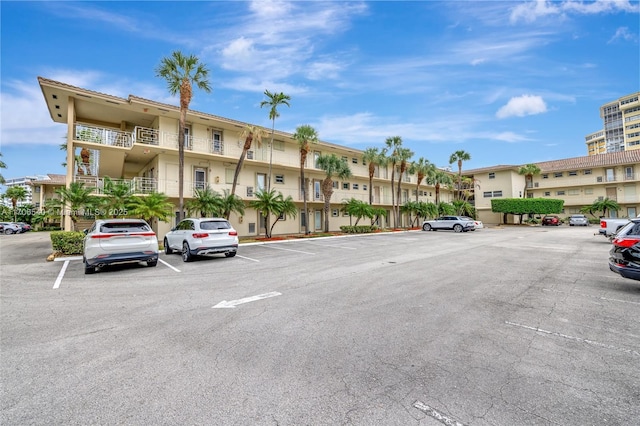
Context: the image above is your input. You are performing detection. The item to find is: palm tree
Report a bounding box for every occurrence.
[249,188,283,238]
[233,125,266,197]
[55,182,97,230]
[385,136,403,227]
[292,124,318,234]
[341,198,374,226]
[362,147,386,205]
[518,163,541,198]
[156,51,211,220]
[0,152,7,184]
[268,194,297,237]
[260,89,290,192]
[408,157,432,203]
[427,167,454,205]
[449,150,471,200]
[316,154,352,232]
[128,192,173,224]
[4,186,27,222]
[220,189,245,220]
[590,198,621,218]
[99,177,132,218]
[395,147,414,226]
[185,186,223,217]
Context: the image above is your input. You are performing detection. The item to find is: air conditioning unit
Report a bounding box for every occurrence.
[597,176,603,182]
[246,186,254,197]
[534,183,539,188]
[247,150,254,160]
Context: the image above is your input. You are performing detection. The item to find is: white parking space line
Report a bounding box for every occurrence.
[159,258,181,272]
[262,245,315,255]
[413,401,466,426]
[236,255,260,262]
[543,288,640,305]
[304,242,356,250]
[505,321,640,357]
[53,260,70,289]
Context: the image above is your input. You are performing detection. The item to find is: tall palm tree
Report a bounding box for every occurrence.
[316,154,352,232]
[518,163,541,198]
[427,167,454,205]
[268,194,298,237]
[292,124,318,234]
[156,51,211,220]
[4,186,27,222]
[260,89,290,192]
[233,125,266,197]
[128,192,174,224]
[395,147,414,226]
[100,177,133,218]
[449,150,471,200]
[409,157,432,202]
[362,147,387,205]
[55,182,97,230]
[385,136,402,227]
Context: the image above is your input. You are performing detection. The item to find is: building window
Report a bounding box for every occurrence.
[556,190,565,196]
[568,189,579,195]
[493,190,502,197]
[352,184,359,190]
[342,156,348,163]
[352,158,358,164]
[584,169,592,175]
[314,151,321,168]
[544,191,551,196]
[585,188,593,194]
[483,191,492,198]
[554,172,563,178]
[332,181,339,189]
[225,168,234,184]
[342,182,350,190]
[363,184,367,191]
[275,174,284,184]
[568,171,577,176]
[488,172,495,179]
[332,209,339,217]
[483,190,503,198]
[194,167,207,190]
[542,174,549,179]
[273,140,285,151]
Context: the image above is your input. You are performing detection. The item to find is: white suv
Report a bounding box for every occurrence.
[83,219,159,274]
[164,218,238,262]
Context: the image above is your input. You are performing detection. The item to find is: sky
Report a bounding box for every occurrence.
[1,0,639,185]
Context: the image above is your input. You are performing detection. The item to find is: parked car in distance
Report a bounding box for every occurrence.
[83,218,159,274]
[462,216,484,230]
[608,218,640,281]
[0,222,23,234]
[568,214,588,226]
[15,222,32,232]
[542,215,561,226]
[422,216,475,233]
[164,217,238,262]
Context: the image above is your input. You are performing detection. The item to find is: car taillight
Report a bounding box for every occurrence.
[612,237,640,248]
[229,231,238,236]
[192,233,209,238]
[600,221,606,228]
[92,232,156,239]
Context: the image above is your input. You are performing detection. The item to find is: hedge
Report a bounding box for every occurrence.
[50,231,85,255]
[340,225,378,233]
[491,198,564,215]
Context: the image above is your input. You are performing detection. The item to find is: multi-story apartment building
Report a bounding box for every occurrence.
[467,150,640,224]
[586,92,640,155]
[38,77,453,236]
[2,175,51,207]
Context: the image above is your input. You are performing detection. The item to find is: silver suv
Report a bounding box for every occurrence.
[422,216,475,233]
[164,218,238,262]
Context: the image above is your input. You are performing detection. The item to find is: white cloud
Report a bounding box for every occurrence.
[510,0,639,23]
[608,27,638,44]
[496,95,548,119]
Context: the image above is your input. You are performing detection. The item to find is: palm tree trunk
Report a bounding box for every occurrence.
[390,167,396,227]
[301,158,308,234]
[178,108,187,220]
[322,178,333,232]
[267,120,275,192]
[232,150,247,197]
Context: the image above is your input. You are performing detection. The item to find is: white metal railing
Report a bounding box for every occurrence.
[74,176,157,194]
[134,127,159,145]
[75,124,132,147]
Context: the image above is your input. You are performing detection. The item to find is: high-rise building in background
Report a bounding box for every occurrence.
[586,92,640,155]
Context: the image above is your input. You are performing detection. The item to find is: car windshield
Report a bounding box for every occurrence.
[100,222,150,233]
[200,221,231,230]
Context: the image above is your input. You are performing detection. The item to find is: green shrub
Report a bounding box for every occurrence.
[340,225,378,234]
[50,231,84,255]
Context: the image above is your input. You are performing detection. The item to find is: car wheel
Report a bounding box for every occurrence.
[84,259,95,274]
[164,238,173,254]
[182,242,193,262]
[422,223,432,231]
[147,260,158,267]
[225,252,236,258]
[453,224,463,233]
[4,229,14,235]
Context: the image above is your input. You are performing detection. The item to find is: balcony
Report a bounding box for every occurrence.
[75,124,132,147]
[75,176,157,195]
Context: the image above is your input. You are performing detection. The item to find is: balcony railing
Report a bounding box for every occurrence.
[75,176,157,195]
[75,124,132,147]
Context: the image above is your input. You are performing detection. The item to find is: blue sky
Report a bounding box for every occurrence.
[1,0,638,184]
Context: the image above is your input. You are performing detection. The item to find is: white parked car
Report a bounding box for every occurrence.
[83,219,159,274]
[164,218,238,262]
[422,216,475,233]
[569,214,589,226]
[462,216,484,230]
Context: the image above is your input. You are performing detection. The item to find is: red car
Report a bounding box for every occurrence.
[542,215,560,226]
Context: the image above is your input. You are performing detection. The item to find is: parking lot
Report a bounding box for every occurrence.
[1,226,639,425]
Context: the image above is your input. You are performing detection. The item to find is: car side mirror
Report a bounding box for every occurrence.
[83,229,89,235]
